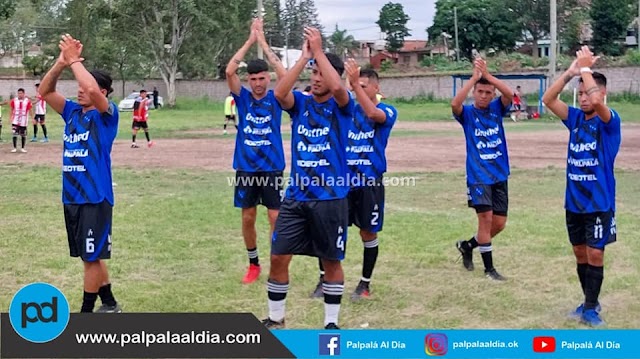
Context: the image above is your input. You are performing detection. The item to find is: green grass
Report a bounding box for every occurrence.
[1,166,639,329]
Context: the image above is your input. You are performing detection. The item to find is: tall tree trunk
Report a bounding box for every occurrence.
[531,34,539,59]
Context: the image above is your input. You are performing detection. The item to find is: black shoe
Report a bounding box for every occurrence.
[324,323,340,329]
[351,281,371,301]
[95,303,122,313]
[262,317,285,329]
[310,279,323,298]
[456,240,474,271]
[485,269,506,281]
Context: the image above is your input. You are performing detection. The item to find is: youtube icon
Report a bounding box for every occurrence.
[533,336,556,353]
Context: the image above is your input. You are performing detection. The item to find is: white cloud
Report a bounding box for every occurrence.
[315,0,435,40]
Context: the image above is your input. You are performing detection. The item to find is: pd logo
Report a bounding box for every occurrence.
[425,333,448,356]
[9,282,70,343]
[533,336,556,353]
[319,334,340,356]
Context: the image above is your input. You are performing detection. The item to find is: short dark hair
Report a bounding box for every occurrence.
[17,88,25,93]
[359,68,379,82]
[476,77,491,86]
[324,53,344,76]
[90,70,114,96]
[304,85,312,92]
[35,83,40,87]
[579,71,607,87]
[247,59,269,74]
[140,89,147,93]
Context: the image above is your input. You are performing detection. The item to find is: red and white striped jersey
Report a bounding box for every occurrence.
[35,94,47,115]
[11,98,32,126]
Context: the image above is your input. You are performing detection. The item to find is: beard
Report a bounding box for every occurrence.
[313,88,331,97]
[584,109,595,116]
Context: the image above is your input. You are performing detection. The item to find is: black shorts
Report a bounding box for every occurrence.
[64,201,113,262]
[272,198,348,260]
[132,121,148,129]
[12,125,27,136]
[348,182,385,232]
[225,115,236,121]
[234,171,283,209]
[512,104,522,111]
[467,180,508,216]
[34,114,46,124]
[566,210,617,250]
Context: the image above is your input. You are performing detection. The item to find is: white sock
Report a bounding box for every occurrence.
[324,303,340,326]
[268,299,286,322]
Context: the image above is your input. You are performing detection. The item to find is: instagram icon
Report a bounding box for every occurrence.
[425,333,448,356]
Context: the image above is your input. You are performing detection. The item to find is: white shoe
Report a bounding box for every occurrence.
[223,130,228,135]
[11,148,17,153]
[20,148,27,153]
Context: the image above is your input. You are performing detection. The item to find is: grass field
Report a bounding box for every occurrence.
[0,100,639,329]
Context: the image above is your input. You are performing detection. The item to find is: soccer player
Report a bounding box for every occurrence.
[263,27,354,330]
[225,19,287,284]
[511,86,522,122]
[131,89,154,148]
[542,46,620,326]
[10,88,33,153]
[223,93,237,135]
[452,58,514,281]
[310,62,398,299]
[32,83,49,142]
[39,33,122,313]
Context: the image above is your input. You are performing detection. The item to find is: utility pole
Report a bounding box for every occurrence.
[257,0,264,59]
[549,0,557,78]
[637,0,640,51]
[454,7,460,61]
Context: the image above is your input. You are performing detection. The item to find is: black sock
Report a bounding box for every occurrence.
[145,132,151,141]
[577,262,588,295]
[13,136,17,148]
[247,247,259,266]
[132,134,136,143]
[362,238,379,283]
[466,236,478,250]
[585,264,604,310]
[224,123,227,130]
[33,125,38,137]
[479,242,493,271]
[81,291,98,313]
[318,258,325,278]
[235,125,238,130]
[21,136,25,148]
[98,284,117,307]
[42,125,47,138]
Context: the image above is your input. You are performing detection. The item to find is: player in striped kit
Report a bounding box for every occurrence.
[131,89,154,148]
[39,34,122,313]
[263,27,354,330]
[452,58,514,281]
[226,19,287,284]
[32,83,49,142]
[543,46,621,326]
[10,88,33,153]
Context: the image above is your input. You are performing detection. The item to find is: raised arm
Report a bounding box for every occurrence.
[476,58,513,107]
[38,52,69,114]
[59,35,109,113]
[305,28,349,107]
[542,59,580,120]
[345,59,386,123]
[452,66,481,117]
[226,24,257,96]
[576,46,610,122]
[274,40,311,110]
[255,19,286,81]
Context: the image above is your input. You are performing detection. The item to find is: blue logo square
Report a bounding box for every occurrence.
[319,334,341,356]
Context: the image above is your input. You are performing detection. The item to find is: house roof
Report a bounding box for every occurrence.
[400,40,427,52]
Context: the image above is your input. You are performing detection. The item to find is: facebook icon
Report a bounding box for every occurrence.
[319,334,341,356]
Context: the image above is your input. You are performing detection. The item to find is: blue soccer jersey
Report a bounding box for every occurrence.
[61,100,119,205]
[454,97,510,185]
[347,103,397,186]
[563,107,621,213]
[232,87,285,172]
[286,91,354,201]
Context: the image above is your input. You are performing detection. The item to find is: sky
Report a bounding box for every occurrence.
[314,0,436,41]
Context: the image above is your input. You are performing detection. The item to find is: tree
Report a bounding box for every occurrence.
[591,0,635,55]
[428,0,520,59]
[282,0,324,49]
[376,2,411,53]
[263,0,285,47]
[512,0,549,58]
[0,0,16,20]
[22,54,53,76]
[329,25,359,58]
